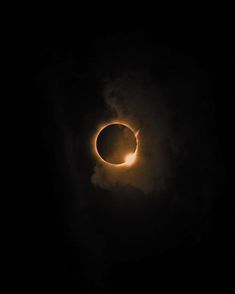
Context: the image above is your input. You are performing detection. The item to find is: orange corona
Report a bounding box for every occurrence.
[93,121,139,167]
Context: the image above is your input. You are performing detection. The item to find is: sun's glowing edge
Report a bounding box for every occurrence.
[93,121,139,167]
[124,152,137,166]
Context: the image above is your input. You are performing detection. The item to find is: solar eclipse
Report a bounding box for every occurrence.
[94,122,139,167]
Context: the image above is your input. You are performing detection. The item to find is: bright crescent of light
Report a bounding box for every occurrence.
[93,121,139,167]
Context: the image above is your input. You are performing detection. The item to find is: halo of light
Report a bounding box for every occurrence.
[93,121,139,167]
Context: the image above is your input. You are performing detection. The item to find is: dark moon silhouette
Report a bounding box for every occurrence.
[96,123,137,164]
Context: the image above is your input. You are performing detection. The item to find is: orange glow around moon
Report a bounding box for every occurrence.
[93,121,139,167]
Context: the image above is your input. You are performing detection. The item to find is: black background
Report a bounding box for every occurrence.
[27,20,233,292]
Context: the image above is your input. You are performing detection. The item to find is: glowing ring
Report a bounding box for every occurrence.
[93,121,139,167]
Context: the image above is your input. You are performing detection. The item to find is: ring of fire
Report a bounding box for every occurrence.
[94,122,139,167]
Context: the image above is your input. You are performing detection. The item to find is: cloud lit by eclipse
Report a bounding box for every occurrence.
[91,72,175,194]
[94,122,139,167]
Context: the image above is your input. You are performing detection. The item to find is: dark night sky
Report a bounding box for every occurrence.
[28,22,233,292]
